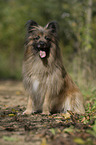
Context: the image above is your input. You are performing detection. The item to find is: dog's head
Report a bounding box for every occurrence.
[25,20,58,59]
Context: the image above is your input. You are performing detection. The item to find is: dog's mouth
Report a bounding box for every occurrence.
[39,50,46,58]
[36,41,50,59]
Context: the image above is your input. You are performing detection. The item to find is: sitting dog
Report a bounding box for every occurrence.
[22,20,85,115]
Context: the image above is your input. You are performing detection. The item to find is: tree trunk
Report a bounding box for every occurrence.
[85,0,92,52]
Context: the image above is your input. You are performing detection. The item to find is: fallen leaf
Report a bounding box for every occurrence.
[92,121,96,133]
[86,130,96,137]
[63,127,74,134]
[12,108,16,112]
[74,138,85,144]
[3,136,18,142]
[41,138,48,145]
[8,114,15,117]
[50,128,56,135]
[16,91,21,95]
[81,117,86,122]
[4,105,8,108]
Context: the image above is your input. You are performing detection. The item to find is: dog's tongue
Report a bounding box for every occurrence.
[40,51,46,58]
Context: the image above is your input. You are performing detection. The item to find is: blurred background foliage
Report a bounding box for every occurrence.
[0,0,96,88]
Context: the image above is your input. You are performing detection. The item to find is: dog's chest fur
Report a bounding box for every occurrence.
[23,56,64,105]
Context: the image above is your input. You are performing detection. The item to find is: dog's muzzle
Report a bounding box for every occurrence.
[37,41,47,49]
[37,41,47,58]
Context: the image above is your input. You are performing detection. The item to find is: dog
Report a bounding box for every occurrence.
[22,20,85,115]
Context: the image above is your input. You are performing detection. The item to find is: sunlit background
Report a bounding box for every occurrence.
[0,0,96,89]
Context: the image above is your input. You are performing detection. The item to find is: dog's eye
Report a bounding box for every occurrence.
[45,36,51,41]
[33,36,40,40]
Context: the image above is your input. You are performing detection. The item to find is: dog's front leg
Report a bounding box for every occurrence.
[42,92,50,115]
[23,96,35,115]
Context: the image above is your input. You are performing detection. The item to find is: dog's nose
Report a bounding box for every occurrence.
[39,41,45,46]
[37,41,46,49]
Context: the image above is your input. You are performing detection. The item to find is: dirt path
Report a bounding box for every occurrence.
[0,81,96,145]
[0,80,26,108]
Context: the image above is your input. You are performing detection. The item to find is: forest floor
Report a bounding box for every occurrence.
[0,80,96,145]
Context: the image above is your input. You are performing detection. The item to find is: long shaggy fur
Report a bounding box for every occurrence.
[22,20,85,115]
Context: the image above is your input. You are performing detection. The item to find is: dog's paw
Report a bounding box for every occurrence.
[22,109,32,115]
[42,110,50,115]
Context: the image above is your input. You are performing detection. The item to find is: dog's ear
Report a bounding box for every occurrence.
[45,21,58,34]
[26,20,38,33]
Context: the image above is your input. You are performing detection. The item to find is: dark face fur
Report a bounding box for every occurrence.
[32,29,51,59]
[25,20,58,59]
